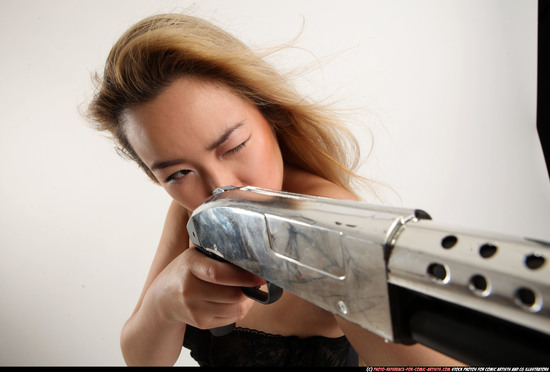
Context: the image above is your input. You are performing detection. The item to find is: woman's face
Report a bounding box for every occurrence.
[124,77,284,211]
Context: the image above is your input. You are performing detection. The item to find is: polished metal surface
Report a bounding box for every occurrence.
[388,220,550,335]
[187,186,550,340]
[187,186,427,341]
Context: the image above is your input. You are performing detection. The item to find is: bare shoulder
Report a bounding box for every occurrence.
[282,166,359,201]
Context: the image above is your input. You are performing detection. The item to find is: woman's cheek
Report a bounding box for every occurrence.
[251,144,284,190]
[164,180,207,211]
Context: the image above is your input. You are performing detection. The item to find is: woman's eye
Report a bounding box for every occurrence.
[165,169,191,183]
[225,139,249,156]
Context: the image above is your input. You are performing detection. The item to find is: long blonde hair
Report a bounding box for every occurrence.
[87,13,363,193]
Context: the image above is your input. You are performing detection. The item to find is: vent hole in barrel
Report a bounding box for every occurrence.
[525,254,545,270]
[479,243,497,258]
[468,274,490,297]
[427,263,449,284]
[441,235,458,249]
[514,287,541,312]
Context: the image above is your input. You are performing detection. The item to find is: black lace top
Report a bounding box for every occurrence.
[183,325,358,367]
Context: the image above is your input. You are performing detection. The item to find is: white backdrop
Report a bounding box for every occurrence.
[0,0,548,366]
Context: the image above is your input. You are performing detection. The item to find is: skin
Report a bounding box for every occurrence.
[121,76,462,366]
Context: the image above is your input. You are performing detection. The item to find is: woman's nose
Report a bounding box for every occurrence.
[204,167,243,194]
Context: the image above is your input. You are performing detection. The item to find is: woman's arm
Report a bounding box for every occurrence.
[120,200,263,366]
[120,200,190,365]
[337,319,462,366]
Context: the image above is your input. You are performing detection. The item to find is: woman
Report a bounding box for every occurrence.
[88,13,459,367]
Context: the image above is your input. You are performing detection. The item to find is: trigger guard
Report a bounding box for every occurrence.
[241,282,283,304]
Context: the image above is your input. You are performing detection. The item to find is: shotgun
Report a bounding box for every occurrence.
[187,186,550,365]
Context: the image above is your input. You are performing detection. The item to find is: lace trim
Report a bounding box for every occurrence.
[183,324,357,367]
[233,326,346,341]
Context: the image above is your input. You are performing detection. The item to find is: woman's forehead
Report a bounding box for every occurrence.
[122,77,260,158]
[125,78,244,127]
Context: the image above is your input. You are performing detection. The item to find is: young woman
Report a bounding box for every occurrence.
[87,13,460,367]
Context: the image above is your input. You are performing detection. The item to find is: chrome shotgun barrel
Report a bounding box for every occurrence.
[187,186,550,365]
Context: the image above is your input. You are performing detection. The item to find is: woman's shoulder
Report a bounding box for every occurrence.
[282,166,359,201]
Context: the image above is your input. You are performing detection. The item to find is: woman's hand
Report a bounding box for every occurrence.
[122,200,267,365]
[142,246,265,330]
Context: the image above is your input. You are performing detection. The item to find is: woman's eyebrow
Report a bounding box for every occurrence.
[151,158,186,171]
[206,122,244,151]
[150,122,245,171]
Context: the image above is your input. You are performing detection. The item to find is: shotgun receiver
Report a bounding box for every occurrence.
[187,186,550,365]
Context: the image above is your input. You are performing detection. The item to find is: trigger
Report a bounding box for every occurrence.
[241,282,283,304]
